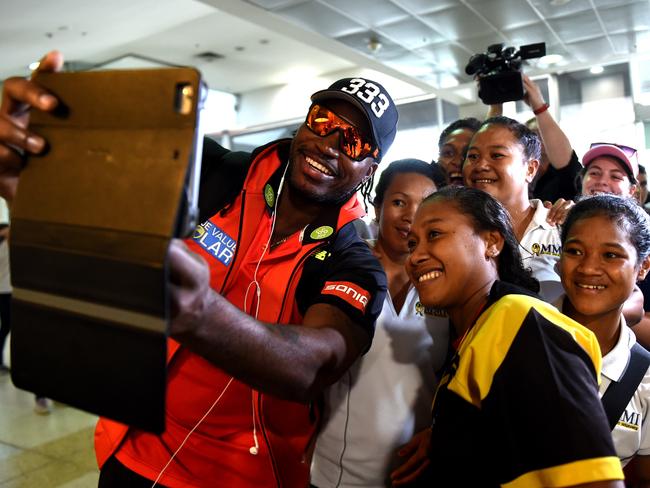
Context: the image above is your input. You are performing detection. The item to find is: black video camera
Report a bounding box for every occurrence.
[465,42,546,104]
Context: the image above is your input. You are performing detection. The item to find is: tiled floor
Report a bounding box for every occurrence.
[0,340,99,488]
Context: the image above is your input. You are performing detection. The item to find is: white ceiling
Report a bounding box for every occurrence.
[2,0,650,104]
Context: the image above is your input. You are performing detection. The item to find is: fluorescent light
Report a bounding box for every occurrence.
[590,65,604,74]
[537,54,564,67]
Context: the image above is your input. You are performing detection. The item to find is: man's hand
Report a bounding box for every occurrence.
[544,198,574,226]
[168,239,215,340]
[0,50,62,202]
[390,428,432,486]
[522,74,546,112]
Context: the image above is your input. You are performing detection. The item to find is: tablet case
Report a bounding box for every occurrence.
[10,68,205,433]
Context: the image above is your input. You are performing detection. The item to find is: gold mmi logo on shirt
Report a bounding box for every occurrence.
[415,301,447,317]
[322,281,370,313]
[531,243,561,257]
[617,410,641,431]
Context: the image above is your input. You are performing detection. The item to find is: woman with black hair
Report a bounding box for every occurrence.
[464,116,564,302]
[434,117,481,187]
[399,186,623,487]
[311,159,449,488]
[558,195,650,482]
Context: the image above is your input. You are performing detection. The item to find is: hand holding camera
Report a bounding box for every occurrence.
[465,42,546,104]
[522,74,547,113]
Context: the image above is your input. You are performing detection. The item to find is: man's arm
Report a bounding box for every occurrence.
[168,239,371,403]
[523,74,573,170]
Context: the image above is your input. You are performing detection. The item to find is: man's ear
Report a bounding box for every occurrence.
[366,162,378,180]
[526,158,540,184]
[483,229,505,259]
[638,255,650,282]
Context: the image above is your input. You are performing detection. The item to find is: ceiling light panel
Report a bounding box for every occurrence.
[527,0,591,19]
[246,0,306,8]
[326,0,409,27]
[598,3,650,34]
[566,36,616,60]
[420,5,495,40]
[379,17,445,49]
[276,1,363,38]
[391,0,458,16]
[592,0,642,8]
[386,59,436,77]
[547,10,606,42]
[468,0,540,31]
[503,22,558,47]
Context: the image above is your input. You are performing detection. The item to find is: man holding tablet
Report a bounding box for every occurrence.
[0,51,397,487]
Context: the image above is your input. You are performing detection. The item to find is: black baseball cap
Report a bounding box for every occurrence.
[311,78,398,160]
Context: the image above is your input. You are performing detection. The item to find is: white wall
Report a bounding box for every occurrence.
[203,89,238,134]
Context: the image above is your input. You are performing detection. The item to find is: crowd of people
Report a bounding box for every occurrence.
[1,49,650,487]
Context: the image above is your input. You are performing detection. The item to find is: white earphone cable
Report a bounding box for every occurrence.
[152,162,289,486]
[150,377,234,488]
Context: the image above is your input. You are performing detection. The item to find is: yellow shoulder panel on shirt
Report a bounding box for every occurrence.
[448,294,602,408]
[502,456,623,487]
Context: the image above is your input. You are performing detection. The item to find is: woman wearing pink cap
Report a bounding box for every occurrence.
[582,143,650,350]
[581,143,640,198]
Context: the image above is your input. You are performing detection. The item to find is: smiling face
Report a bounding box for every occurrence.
[581,157,636,197]
[560,214,649,323]
[438,128,475,186]
[406,199,499,311]
[463,124,538,206]
[375,172,437,256]
[288,99,377,205]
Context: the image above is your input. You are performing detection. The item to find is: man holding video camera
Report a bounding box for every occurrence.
[0,51,395,487]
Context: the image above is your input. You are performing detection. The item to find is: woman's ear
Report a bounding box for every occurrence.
[373,203,382,224]
[638,255,650,282]
[526,158,540,184]
[483,229,505,260]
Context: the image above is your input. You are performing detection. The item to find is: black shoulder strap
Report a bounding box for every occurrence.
[601,342,650,430]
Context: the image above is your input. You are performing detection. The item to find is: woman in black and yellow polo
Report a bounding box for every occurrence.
[404,186,623,487]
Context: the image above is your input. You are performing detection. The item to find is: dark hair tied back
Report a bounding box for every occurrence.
[479,116,542,162]
[423,186,539,293]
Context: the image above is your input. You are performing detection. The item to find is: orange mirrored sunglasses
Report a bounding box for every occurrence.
[305,104,378,161]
